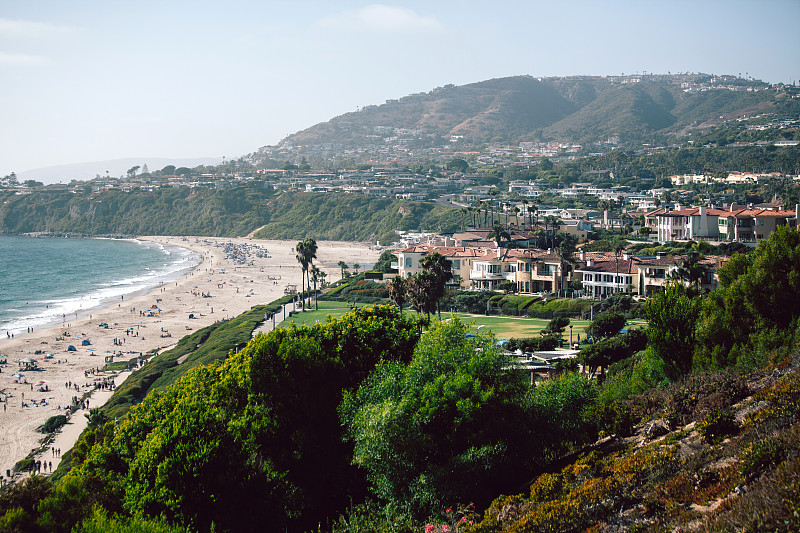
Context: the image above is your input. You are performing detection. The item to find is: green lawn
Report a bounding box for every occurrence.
[278,304,596,342]
[277,301,354,328]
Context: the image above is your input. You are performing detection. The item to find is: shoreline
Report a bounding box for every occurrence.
[0,236,201,339]
[0,236,382,481]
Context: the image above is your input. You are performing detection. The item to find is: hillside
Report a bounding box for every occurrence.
[0,188,460,242]
[271,74,796,149]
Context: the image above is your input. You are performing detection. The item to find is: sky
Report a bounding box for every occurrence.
[1,0,799,176]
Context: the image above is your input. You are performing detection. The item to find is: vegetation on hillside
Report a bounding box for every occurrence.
[278,75,799,148]
[1,228,799,532]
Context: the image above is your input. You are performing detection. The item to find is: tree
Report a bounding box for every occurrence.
[353,263,360,274]
[669,251,707,292]
[645,282,701,380]
[419,252,452,316]
[295,238,317,311]
[160,165,176,175]
[387,275,407,313]
[337,260,348,279]
[695,226,800,371]
[578,330,647,376]
[406,270,437,316]
[487,224,510,250]
[310,265,321,310]
[340,319,533,517]
[586,310,626,341]
[447,158,469,172]
[557,234,577,291]
[127,165,140,178]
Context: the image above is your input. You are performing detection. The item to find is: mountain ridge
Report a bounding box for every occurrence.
[269,74,797,150]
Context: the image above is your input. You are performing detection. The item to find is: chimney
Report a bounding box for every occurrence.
[623,252,630,261]
[586,259,595,267]
[579,250,586,261]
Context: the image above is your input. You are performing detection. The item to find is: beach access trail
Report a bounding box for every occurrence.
[0,237,381,480]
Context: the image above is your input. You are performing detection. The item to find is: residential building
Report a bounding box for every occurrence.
[573,252,639,298]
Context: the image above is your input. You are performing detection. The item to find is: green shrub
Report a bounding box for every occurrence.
[698,408,738,444]
[13,458,34,473]
[42,415,67,433]
[738,437,786,482]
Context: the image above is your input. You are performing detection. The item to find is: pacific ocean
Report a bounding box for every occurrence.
[0,236,199,337]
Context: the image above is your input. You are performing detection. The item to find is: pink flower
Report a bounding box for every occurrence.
[425,525,435,533]
[441,526,450,532]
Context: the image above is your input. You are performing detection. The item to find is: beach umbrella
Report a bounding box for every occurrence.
[36,380,45,385]
[12,373,24,379]
[20,358,36,363]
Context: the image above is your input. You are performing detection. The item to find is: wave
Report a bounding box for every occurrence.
[0,239,200,336]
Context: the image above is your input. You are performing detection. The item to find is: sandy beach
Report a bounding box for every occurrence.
[0,236,382,480]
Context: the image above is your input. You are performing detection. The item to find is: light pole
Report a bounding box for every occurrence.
[570,324,574,347]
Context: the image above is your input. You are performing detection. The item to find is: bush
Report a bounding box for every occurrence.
[13,458,34,473]
[738,437,786,482]
[698,408,738,444]
[507,335,560,352]
[42,415,67,433]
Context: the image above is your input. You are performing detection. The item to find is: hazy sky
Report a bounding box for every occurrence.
[2,0,799,174]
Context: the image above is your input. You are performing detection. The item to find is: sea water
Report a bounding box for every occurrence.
[0,236,200,336]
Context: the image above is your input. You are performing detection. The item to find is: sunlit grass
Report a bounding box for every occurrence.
[278,303,603,342]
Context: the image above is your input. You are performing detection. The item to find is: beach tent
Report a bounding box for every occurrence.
[12,373,24,382]
[81,339,91,346]
[67,345,77,351]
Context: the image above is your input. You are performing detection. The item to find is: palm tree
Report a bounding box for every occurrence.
[557,235,577,292]
[489,189,498,225]
[488,224,511,251]
[337,260,348,280]
[296,240,309,311]
[295,238,317,311]
[612,240,626,294]
[353,263,360,274]
[514,206,521,226]
[544,216,560,249]
[310,265,321,310]
[669,252,707,293]
[387,275,407,313]
[522,199,529,228]
[460,207,468,231]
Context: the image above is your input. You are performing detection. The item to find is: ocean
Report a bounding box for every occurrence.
[0,236,200,336]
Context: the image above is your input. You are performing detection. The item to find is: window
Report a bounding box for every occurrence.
[452,259,461,269]
[405,257,412,268]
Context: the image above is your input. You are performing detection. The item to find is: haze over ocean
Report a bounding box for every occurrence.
[0,236,199,336]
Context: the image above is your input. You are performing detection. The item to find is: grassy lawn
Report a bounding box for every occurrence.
[278,303,599,342]
[277,301,354,328]
[454,313,591,341]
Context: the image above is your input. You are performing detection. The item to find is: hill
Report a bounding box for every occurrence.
[268,74,797,150]
[0,188,460,243]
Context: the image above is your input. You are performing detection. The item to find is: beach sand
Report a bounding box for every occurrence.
[0,236,382,480]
